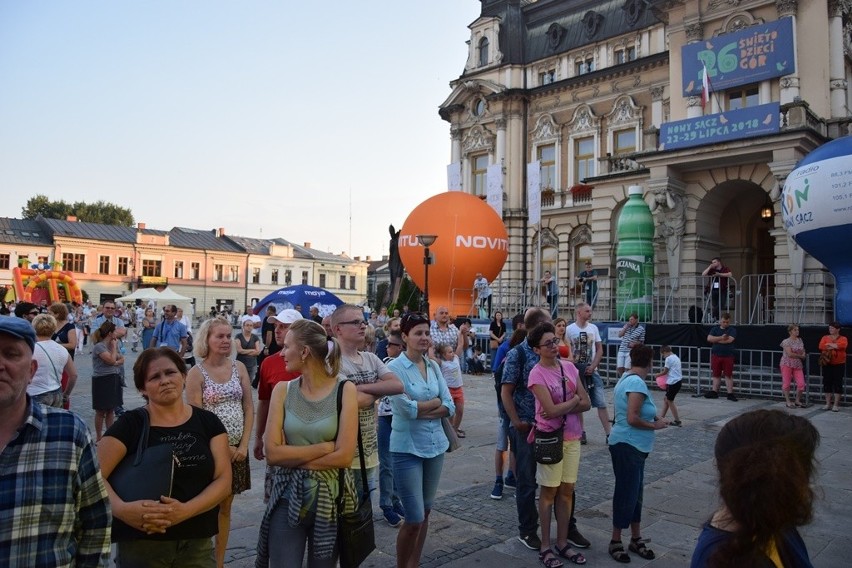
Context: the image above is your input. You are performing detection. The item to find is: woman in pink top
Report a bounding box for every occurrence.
[527,322,591,567]
[780,324,806,408]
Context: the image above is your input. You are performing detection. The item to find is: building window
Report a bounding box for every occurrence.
[339,275,346,289]
[727,85,759,111]
[574,137,595,183]
[271,269,279,285]
[478,37,489,67]
[141,259,162,277]
[99,255,110,275]
[285,270,293,286]
[472,154,489,196]
[117,257,129,276]
[174,261,184,279]
[472,98,486,117]
[540,69,556,85]
[252,267,260,284]
[301,271,309,285]
[575,57,595,75]
[614,46,636,64]
[62,253,85,273]
[227,266,239,282]
[0,254,9,270]
[538,144,556,190]
[614,129,636,154]
[213,264,223,281]
[319,273,326,288]
[349,275,356,290]
[190,262,200,280]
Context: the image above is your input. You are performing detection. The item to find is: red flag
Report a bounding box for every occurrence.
[701,65,710,109]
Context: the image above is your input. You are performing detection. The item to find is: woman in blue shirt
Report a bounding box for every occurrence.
[608,344,666,563]
[388,312,455,568]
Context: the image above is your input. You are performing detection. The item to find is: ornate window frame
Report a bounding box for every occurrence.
[605,96,643,155]
[566,105,600,184]
[531,114,562,192]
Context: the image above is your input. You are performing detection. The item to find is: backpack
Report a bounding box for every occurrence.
[493,344,527,420]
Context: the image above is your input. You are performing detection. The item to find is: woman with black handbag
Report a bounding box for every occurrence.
[607,344,667,563]
[387,312,456,568]
[527,323,590,567]
[256,319,358,568]
[97,347,232,567]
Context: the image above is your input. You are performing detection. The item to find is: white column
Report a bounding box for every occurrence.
[829,1,847,117]
[495,118,506,165]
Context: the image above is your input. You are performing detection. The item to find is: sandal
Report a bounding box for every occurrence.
[554,543,586,565]
[538,549,563,568]
[629,537,656,560]
[668,420,682,426]
[456,429,466,438]
[785,403,796,409]
[609,541,631,563]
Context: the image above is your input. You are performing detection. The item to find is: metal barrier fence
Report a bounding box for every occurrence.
[485,272,836,325]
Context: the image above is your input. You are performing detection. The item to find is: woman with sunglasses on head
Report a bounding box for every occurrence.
[255,319,358,568]
[387,312,455,568]
[527,322,590,567]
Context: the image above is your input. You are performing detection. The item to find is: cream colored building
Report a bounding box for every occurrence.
[440,0,850,324]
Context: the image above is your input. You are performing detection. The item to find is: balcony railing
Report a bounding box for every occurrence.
[482,271,836,325]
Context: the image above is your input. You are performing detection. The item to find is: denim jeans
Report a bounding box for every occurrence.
[352,465,378,504]
[509,424,538,536]
[377,414,403,511]
[392,451,444,524]
[609,442,648,529]
[266,500,338,568]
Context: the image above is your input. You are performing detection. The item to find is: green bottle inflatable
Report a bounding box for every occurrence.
[615,186,655,320]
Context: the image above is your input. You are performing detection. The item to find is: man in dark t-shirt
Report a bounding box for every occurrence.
[705,313,738,401]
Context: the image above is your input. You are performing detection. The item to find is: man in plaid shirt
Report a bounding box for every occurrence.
[0,316,111,567]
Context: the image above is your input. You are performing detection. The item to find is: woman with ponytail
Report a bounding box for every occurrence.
[691,409,819,567]
[255,319,358,567]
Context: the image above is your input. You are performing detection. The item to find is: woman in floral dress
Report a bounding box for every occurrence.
[187,316,254,568]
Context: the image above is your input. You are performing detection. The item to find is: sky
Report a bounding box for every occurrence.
[0,1,482,260]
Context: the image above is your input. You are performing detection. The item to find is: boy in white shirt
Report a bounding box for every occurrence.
[656,345,683,426]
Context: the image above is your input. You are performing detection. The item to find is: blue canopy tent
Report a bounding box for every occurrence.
[252,284,344,319]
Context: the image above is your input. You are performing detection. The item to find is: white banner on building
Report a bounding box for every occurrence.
[527,160,542,225]
[486,163,503,217]
[447,162,462,191]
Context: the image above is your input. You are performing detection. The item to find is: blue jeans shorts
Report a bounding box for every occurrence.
[392,452,444,524]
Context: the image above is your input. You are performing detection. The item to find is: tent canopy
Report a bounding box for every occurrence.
[116,288,162,302]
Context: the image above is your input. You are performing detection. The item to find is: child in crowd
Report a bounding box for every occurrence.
[436,342,467,438]
[467,344,487,374]
[657,345,683,426]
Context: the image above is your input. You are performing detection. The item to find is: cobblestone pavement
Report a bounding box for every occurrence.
[65,345,852,567]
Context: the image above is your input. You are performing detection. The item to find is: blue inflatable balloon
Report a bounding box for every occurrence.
[782,135,852,325]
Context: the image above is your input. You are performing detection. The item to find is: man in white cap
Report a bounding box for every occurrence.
[253,309,303,461]
[0,316,111,566]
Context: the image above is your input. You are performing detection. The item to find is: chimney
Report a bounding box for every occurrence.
[354,256,360,261]
[137,222,146,230]
[66,215,77,222]
[218,227,225,237]
[304,242,311,248]
[366,256,372,261]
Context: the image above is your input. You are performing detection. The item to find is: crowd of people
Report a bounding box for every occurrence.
[0,291,846,567]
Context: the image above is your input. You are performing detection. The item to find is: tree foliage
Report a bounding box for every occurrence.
[22,194,135,226]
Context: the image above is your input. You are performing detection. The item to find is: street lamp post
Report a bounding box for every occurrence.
[416,234,438,317]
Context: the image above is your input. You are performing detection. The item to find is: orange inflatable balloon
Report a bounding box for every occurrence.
[399,192,508,317]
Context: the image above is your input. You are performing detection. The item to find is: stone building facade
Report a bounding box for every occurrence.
[440,0,851,324]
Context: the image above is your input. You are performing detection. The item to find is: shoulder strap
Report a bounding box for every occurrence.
[36,342,60,382]
[134,408,151,466]
[336,380,367,505]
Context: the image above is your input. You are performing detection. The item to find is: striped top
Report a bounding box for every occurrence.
[618,324,646,353]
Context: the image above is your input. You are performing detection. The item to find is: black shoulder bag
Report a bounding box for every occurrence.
[335,382,376,568]
[109,408,176,502]
[534,363,567,465]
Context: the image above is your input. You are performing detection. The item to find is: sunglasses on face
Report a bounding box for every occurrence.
[338,319,366,327]
[387,342,403,348]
